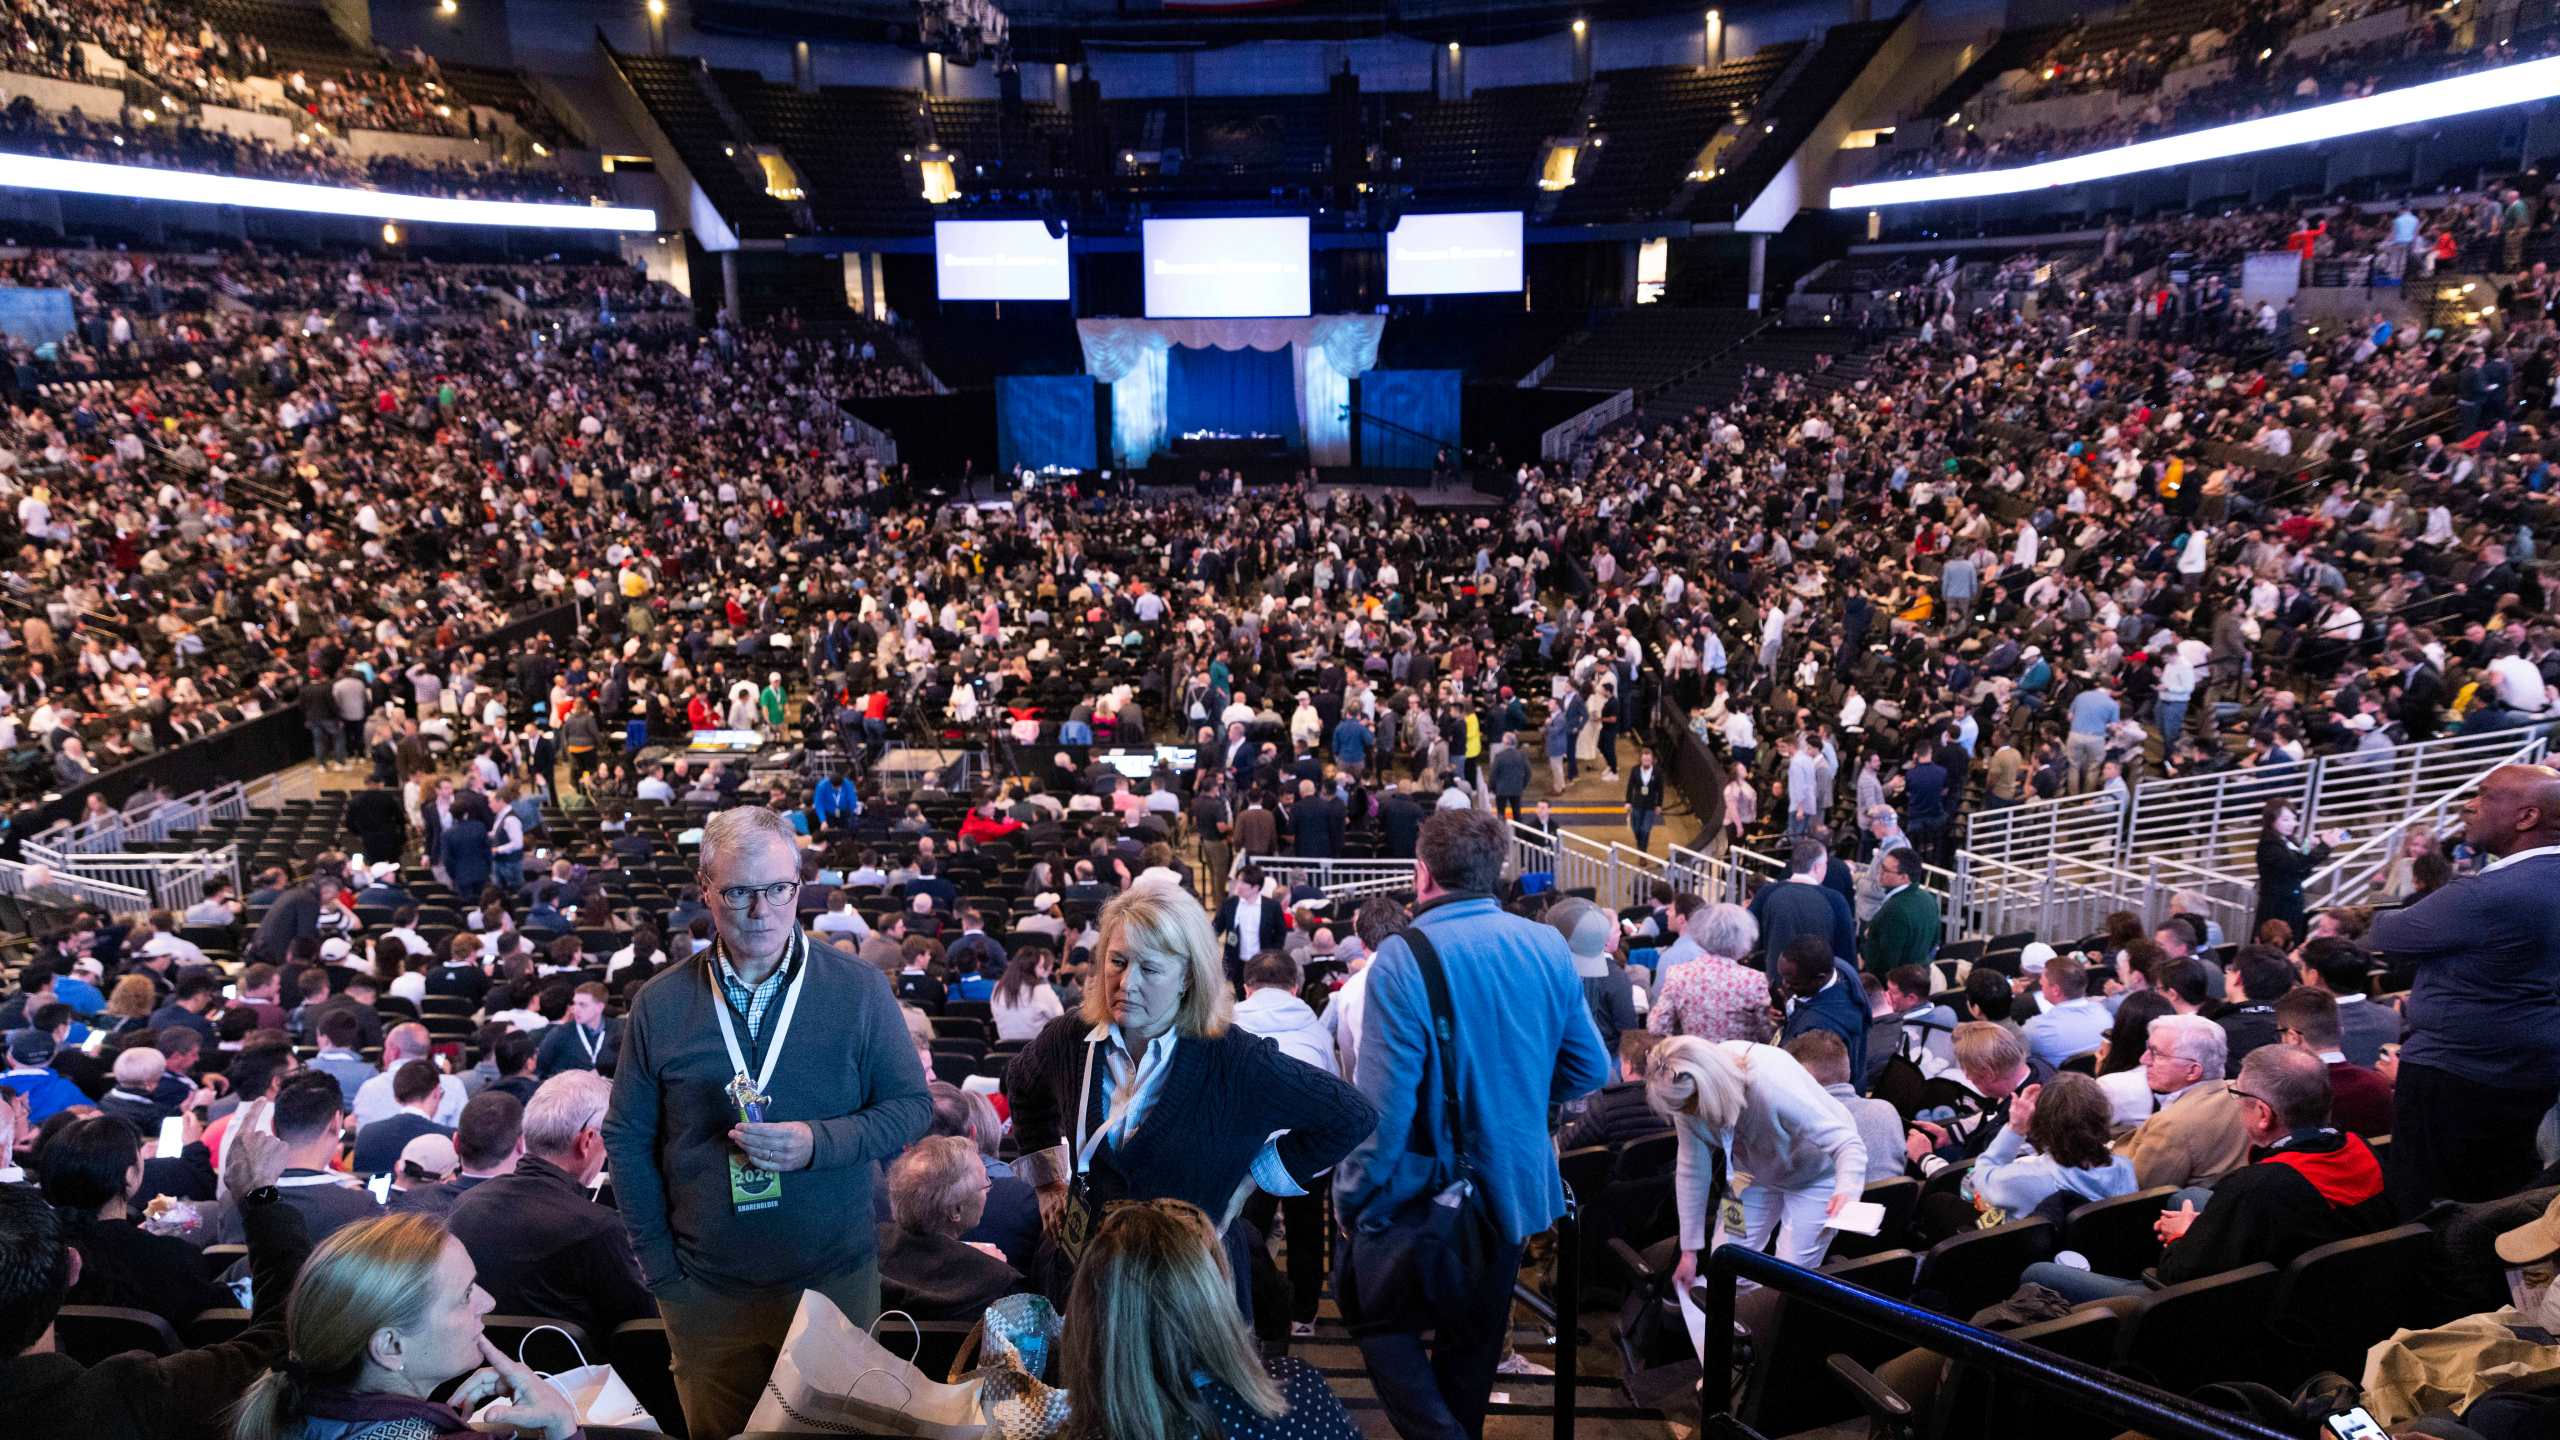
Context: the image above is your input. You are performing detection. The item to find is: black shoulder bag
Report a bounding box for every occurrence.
[1334,923,1504,1337]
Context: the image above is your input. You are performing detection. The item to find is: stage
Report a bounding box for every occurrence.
[995,315,1462,486]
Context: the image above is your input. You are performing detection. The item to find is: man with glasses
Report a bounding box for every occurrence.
[2021,1046,2392,1302]
[2111,1013,2250,1189]
[451,1070,653,1339]
[604,805,933,1440]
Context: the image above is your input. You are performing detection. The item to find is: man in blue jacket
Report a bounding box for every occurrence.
[2366,763,2560,1208]
[1778,934,1871,1088]
[1335,809,1611,1440]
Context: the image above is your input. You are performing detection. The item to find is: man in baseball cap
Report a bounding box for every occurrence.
[1545,897,1636,1054]
[0,1029,83,1123]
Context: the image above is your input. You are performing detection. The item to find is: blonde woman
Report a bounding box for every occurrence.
[1057,1200,1359,1440]
[1002,885,1376,1314]
[1645,1035,1867,1295]
[228,1213,578,1440]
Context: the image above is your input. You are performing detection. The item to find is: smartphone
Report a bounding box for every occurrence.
[2326,1407,2388,1440]
[155,1115,186,1157]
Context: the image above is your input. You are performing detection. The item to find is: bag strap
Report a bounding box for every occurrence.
[1402,922,1473,1181]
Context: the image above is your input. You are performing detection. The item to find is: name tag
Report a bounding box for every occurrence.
[729,1154,781,1213]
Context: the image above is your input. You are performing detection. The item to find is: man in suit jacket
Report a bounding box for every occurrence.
[1378,782,1426,859]
[1860,848,1940,979]
[1623,748,1667,854]
[534,984,621,1079]
[1288,779,1344,859]
[1213,868,1289,983]
[1776,937,1870,1086]
[2112,1013,2252,1188]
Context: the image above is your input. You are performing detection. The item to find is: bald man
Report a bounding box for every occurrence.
[2367,764,2560,1209]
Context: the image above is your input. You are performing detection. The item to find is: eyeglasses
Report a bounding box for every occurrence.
[2141,1047,2198,1065]
[715,880,802,910]
[2227,1084,2273,1109]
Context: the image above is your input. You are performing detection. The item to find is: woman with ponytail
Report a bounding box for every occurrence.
[229,1212,581,1440]
[1644,1035,1868,1299]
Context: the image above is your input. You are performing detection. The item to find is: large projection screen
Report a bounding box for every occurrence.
[1142,216,1310,318]
[935,220,1072,301]
[1386,212,1525,296]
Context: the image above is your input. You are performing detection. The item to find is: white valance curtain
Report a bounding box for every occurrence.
[1075,315,1385,469]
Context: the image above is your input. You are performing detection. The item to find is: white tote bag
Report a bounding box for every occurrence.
[510,1324,662,1433]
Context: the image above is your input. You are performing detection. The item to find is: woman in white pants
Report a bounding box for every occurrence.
[1647,1035,1868,1295]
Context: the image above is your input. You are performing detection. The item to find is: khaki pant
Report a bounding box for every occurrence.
[657,1261,880,1440]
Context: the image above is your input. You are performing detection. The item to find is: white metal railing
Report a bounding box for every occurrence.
[2304,726,2549,909]
[1244,856,1418,901]
[1540,388,1634,461]
[0,860,149,914]
[1968,725,2555,884]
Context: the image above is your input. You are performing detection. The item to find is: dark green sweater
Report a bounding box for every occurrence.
[603,936,932,1296]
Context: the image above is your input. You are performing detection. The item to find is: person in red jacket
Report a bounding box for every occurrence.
[2274,989,2394,1138]
[2020,1045,2393,1303]
[957,797,1022,846]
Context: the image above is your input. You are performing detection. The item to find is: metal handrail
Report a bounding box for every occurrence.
[1698,1246,2297,1440]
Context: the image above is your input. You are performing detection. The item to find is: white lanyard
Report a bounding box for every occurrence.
[577,1023,602,1065]
[708,933,808,1100]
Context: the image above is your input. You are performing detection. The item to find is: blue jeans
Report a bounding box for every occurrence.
[1630,806,1658,852]
[2156,697,2188,743]
[2019,1260,2147,1304]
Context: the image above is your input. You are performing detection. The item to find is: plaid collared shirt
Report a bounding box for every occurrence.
[712,930,804,1042]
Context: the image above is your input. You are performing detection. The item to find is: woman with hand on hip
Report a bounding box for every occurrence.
[1003,885,1376,1315]
[1646,1035,1867,1298]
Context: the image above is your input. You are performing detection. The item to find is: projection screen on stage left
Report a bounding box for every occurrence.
[1387,212,1524,296]
[1143,216,1311,318]
[935,220,1073,301]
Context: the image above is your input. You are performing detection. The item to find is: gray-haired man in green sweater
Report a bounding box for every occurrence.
[605,806,932,1440]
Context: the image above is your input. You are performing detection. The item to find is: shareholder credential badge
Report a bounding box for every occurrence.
[728,1072,781,1212]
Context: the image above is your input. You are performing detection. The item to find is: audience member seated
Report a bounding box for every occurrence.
[2112,1013,2252,1189]
[1784,1030,1907,1186]
[33,1113,235,1333]
[1918,1072,2138,1241]
[1910,1021,2054,1172]
[2021,1046,2393,1301]
[254,1072,381,1245]
[228,1211,581,1440]
[2275,989,2396,1137]
[392,1092,523,1218]
[1561,1030,1673,1151]
[349,1061,454,1177]
[1056,1199,1361,1440]
[0,1113,305,1438]
[446,1071,654,1340]
[876,1134,1025,1323]
[2019,954,2110,1070]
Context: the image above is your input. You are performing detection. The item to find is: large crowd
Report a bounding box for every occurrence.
[1885,1,2537,180]
[0,145,2549,1440]
[7,0,503,140]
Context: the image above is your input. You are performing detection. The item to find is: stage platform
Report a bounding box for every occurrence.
[1136,467,1504,509]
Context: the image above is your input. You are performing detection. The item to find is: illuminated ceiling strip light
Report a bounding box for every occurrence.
[0,151,656,231]
[1832,53,2560,209]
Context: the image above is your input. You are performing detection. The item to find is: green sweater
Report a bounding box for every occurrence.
[1863,884,1942,978]
[603,936,932,1295]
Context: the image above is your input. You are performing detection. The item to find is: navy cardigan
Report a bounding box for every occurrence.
[1003,1015,1377,1217]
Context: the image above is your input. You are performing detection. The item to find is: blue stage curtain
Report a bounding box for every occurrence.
[1357,369,1462,470]
[1167,344,1302,446]
[995,375,1098,475]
